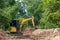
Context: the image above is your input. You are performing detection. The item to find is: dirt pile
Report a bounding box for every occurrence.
[0,28,60,40]
[0,30,10,40]
[22,27,33,35]
[32,28,60,40]
[15,28,60,40]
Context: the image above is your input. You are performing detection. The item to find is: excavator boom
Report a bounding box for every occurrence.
[20,16,35,32]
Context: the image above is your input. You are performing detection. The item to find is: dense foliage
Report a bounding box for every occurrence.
[0,0,60,31]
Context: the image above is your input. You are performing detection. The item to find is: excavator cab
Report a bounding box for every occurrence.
[10,20,20,33]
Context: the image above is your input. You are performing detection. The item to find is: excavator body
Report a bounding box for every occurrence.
[10,16,35,33]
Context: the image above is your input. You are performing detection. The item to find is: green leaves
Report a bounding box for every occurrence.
[0,0,19,30]
[49,9,60,24]
[21,0,60,28]
[0,0,60,30]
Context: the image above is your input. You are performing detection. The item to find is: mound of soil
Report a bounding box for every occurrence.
[0,30,10,40]
[32,28,60,40]
[0,28,60,40]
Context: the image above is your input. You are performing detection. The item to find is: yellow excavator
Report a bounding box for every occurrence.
[10,1,35,33]
[10,16,35,33]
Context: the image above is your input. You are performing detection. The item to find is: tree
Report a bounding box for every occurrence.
[0,0,19,30]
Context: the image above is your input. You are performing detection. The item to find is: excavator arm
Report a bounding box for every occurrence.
[20,16,35,32]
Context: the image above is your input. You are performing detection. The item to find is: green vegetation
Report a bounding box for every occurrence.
[0,0,60,30]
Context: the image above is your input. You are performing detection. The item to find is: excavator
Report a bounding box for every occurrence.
[10,1,36,34]
[10,16,35,33]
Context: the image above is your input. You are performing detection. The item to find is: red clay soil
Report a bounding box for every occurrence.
[0,27,60,40]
